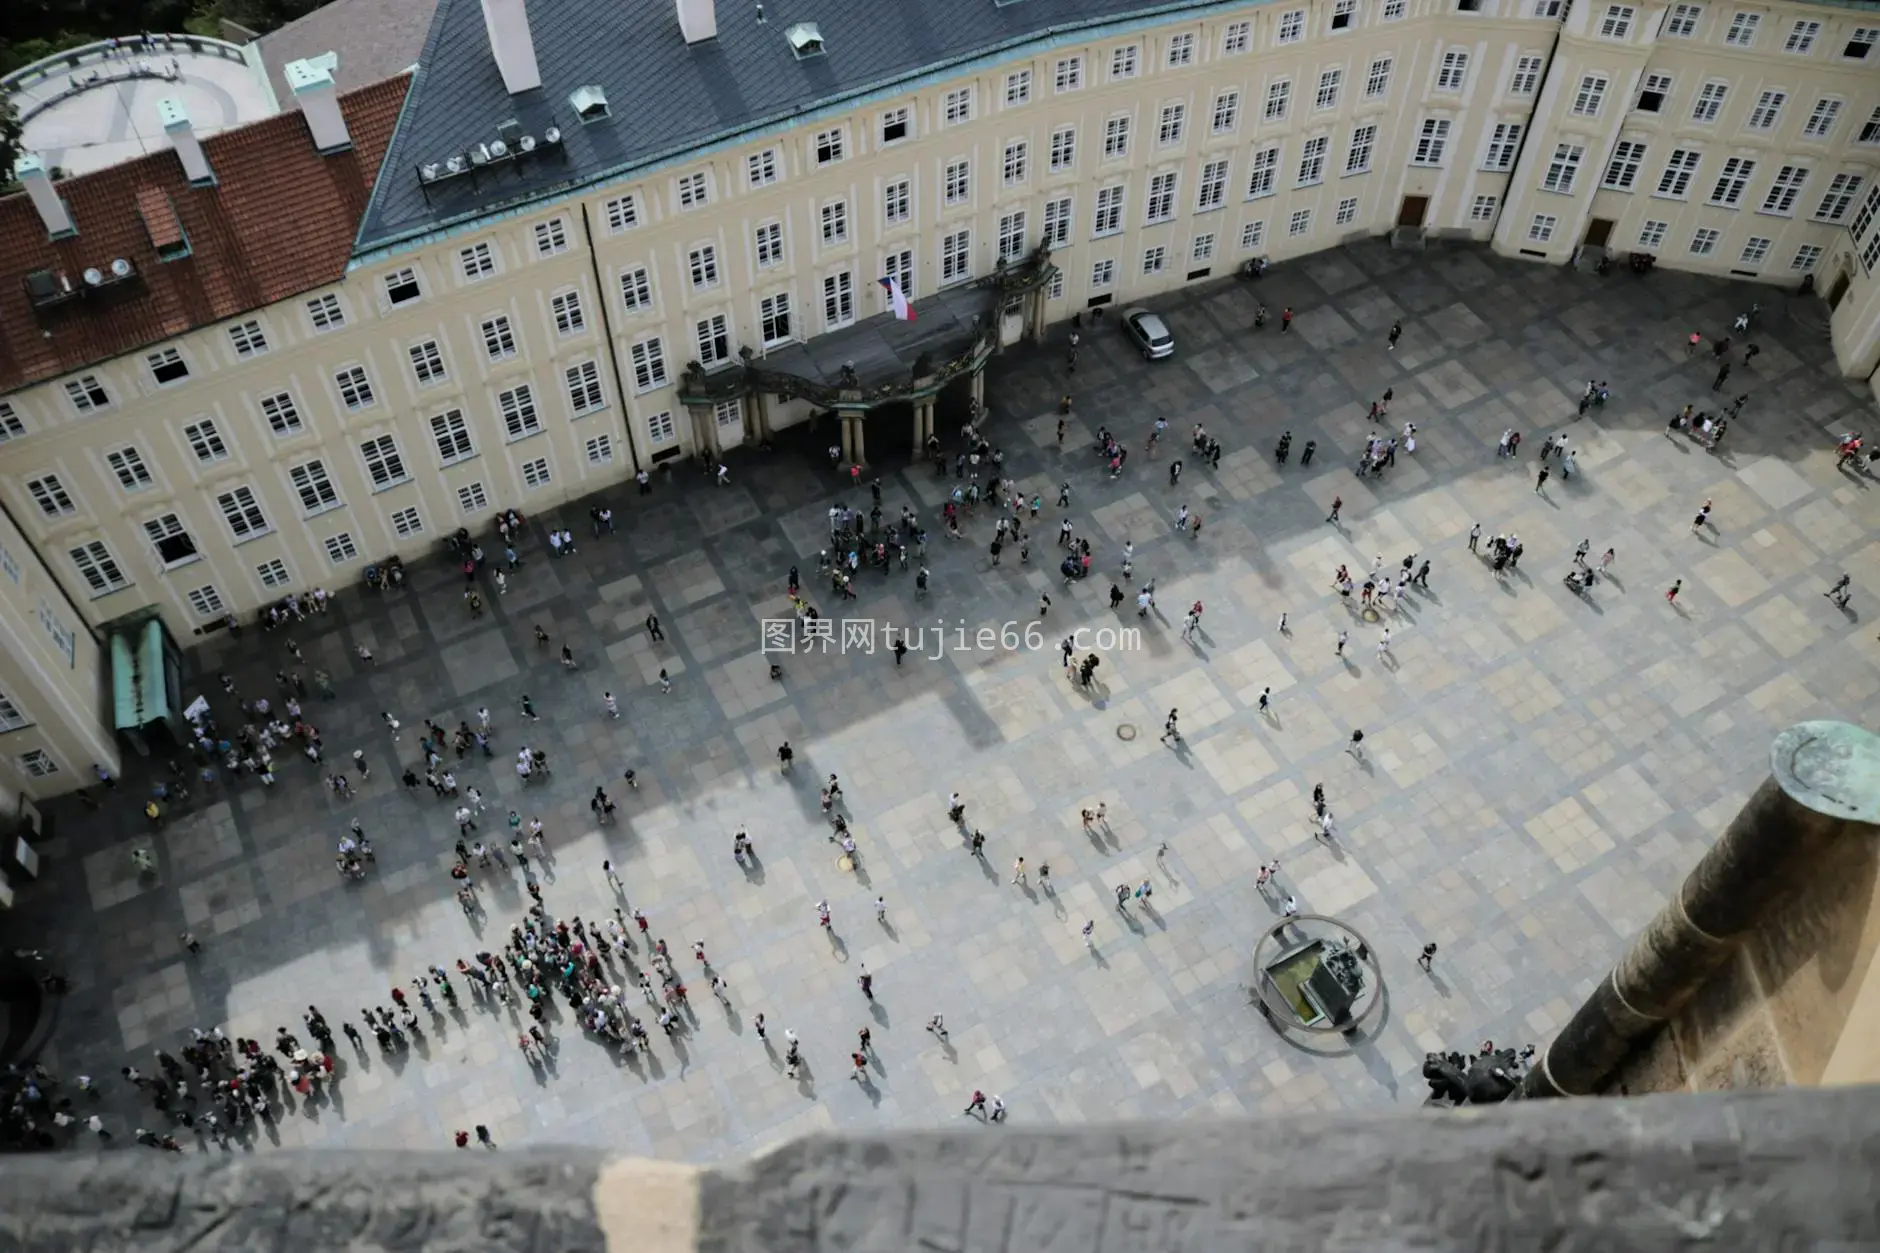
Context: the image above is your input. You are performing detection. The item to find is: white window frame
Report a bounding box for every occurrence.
[288,460,340,514]
[459,242,497,281]
[228,319,269,358]
[360,433,409,489]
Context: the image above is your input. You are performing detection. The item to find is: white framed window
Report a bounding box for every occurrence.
[1110,44,1139,79]
[1693,81,1727,123]
[1509,54,1542,95]
[1002,141,1028,185]
[498,384,542,439]
[0,693,30,733]
[70,540,129,594]
[334,365,375,409]
[1212,91,1240,133]
[755,221,785,267]
[1603,140,1646,189]
[481,314,518,359]
[1332,0,1356,29]
[677,170,711,207]
[884,178,912,223]
[37,599,74,665]
[646,412,677,446]
[1746,90,1786,131]
[695,314,731,367]
[218,484,270,538]
[814,128,845,165]
[1142,246,1167,275]
[630,337,669,391]
[534,217,570,256]
[106,446,153,490]
[1346,124,1376,174]
[997,211,1028,261]
[566,361,605,414]
[1315,69,1341,111]
[1158,102,1186,145]
[1689,227,1720,256]
[1572,74,1608,117]
[712,399,743,433]
[430,410,476,463]
[457,481,491,514]
[1436,50,1468,92]
[259,392,302,437]
[1197,159,1229,210]
[1528,214,1558,242]
[1278,9,1305,42]
[585,434,615,466]
[1862,106,1880,144]
[1412,118,1451,165]
[1761,165,1808,215]
[944,86,974,125]
[1637,72,1671,113]
[689,244,720,289]
[1802,98,1842,140]
[0,401,25,443]
[185,584,224,618]
[1469,194,1498,221]
[459,242,496,280]
[1050,126,1077,171]
[1240,220,1266,250]
[820,198,851,244]
[747,149,780,188]
[1638,219,1669,248]
[880,108,909,144]
[255,557,290,587]
[1335,196,1359,225]
[1055,57,1084,91]
[1090,259,1116,289]
[360,434,408,488]
[383,266,422,306]
[1739,236,1771,266]
[619,265,654,311]
[288,460,339,513]
[940,231,972,285]
[1484,123,1523,171]
[1048,270,1064,299]
[1167,31,1196,66]
[26,474,76,517]
[604,194,641,232]
[551,290,586,334]
[944,158,971,205]
[1094,184,1126,233]
[1104,115,1131,158]
[1297,136,1328,186]
[306,292,345,330]
[823,271,857,325]
[1710,156,1755,205]
[228,319,269,358]
[1791,244,1823,272]
[1044,196,1073,244]
[760,292,794,344]
[1665,3,1702,36]
[1147,171,1179,221]
[1288,209,1313,237]
[1783,19,1819,54]
[1005,69,1032,106]
[324,532,359,564]
[19,749,59,777]
[1656,148,1702,198]
[1846,27,1877,59]
[183,418,229,463]
[390,506,424,537]
[1247,144,1280,197]
[1366,57,1393,98]
[409,339,447,386]
[1814,173,1862,222]
[1222,20,1251,53]
[1599,4,1634,37]
[1541,142,1585,193]
[1386,1,1408,24]
[1264,80,1291,121]
[1192,232,1216,261]
[147,347,189,385]
[1723,11,1758,46]
[520,457,551,490]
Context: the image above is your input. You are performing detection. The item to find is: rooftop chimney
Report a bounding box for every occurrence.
[12,155,76,238]
[157,98,215,186]
[284,58,353,152]
[481,0,542,94]
[677,0,717,42]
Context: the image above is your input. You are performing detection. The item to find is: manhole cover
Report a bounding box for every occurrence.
[1117,724,1137,741]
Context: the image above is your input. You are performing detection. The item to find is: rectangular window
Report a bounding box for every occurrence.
[1142,246,1167,275]
[747,149,779,187]
[26,475,75,517]
[106,446,153,490]
[1240,220,1266,249]
[1197,159,1229,210]
[1278,9,1305,42]
[360,434,407,488]
[1693,81,1727,123]
[306,293,344,330]
[884,178,912,223]
[147,347,189,385]
[1724,11,1758,46]
[1212,91,1240,133]
[1335,196,1359,225]
[70,540,129,594]
[646,412,677,446]
[944,158,971,205]
[1332,0,1356,29]
[630,338,668,391]
[1528,213,1558,242]
[585,434,615,466]
[678,171,710,206]
[390,506,423,537]
[1572,74,1608,117]
[944,86,974,125]
[498,384,542,439]
[1815,173,1862,222]
[1006,69,1032,105]
[1167,32,1195,66]
[1222,20,1250,53]
[481,314,518,359]
[35,600,73,667]
[457,481,491,514]
[752,222,785,269]
[1003,142,1028,185]
[1739,236,1771,265]
[183,418,229,463]
[324,532,359,565]
[460,242,496,280]
[255,558,290,587]
[1637,72,1671,113]
[1761,165,1808,214]
[1791,244,1823,272]
[1104,116,1131,158]
[566,361,605,413]
[409,339,447,385]
[259,392,301,436]
[1689,227,1720,255]
[551,290,586,334]
[1803,98,1841,139]
[288,461,338,513]
[334,365,375,409]
[1542,142,1585,193]
[0,693,29,733]
[228,320,269,357]
[1638,219,1669,248]
[824,271,857,324]
[1297,136,1329,186]
[760,292,793,344]
[218,484,270,537]
[0,401,25,443]
[1264,80,1291,121]
[1863,106,1880,144]
[1094,184,1126,233]
[1366,57,1393,98]
[1665,3,1702,36]
[1599,5,1634,37]
[997,211,1027,261]
[815,128,845,165]
[619,265,654,310]
[695,314,731,367]
[1413,118,1451,165]
[940,231,972,284]
[1055,57,1083,91]
[1146,171,1179,221]
[534,217,570,255]
[1158,102,1186,146]
[1470,194,1498,221]
[881,108,909,144]
[1784,19,1819,54]
[1746,90,1785,131]
[19,750,60,780]
[1603,140,1646,189]
[1483,123,1523,171]
[383,266,421,306]
[521,458,551,489]
[1656,148,1702,198]
[1288,209,1313,236]
[604,194,641,232]
[1044,196,1073,244]
[1315,69,1342,111]
[885,249,914,299]
[1193,233,1216,261]
[1091,259,1116,289]
[1247,145,1280,197]
[1846,27,1877,58]
[821,199,850,242]
[1050,126,1076,171]
[689,244,720,288]
[430,410,476,463]
[1436,50,1468,92]
[1111,44,1139,79]
[185,586,223,619]
[1710,156,1755,205]
[1509,54,1542,95]
[1346,124,1376,174]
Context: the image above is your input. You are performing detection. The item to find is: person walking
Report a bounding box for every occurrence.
[1335,630,1348,658]
[603,692,619,719]
[1161,708,1180,743]
[1665,579,1682,605]
[1346,729,1365,759]
[1692,500,1712,533]
[1417,942,1438,971]
[1011,857,1027,886]
[1387,320,1402,351]
[1280,306,1294,333]
[1535,464,1549,493]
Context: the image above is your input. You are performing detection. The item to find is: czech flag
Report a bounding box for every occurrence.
[878,275,915,322]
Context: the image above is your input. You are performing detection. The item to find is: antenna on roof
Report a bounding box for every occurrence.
[755,2,765,21]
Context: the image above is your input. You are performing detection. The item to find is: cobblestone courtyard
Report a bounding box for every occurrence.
[9,242,1878,1160]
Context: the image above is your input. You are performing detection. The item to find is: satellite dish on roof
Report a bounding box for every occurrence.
[83,267,103,286]
[110,257,132,277]
[543,126,561,144]
[446,155,466,174]
[489,139,508,158]
[518,134,536,152]
[421,162,441,181]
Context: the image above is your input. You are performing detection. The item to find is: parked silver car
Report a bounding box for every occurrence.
[1122,307,1175,360]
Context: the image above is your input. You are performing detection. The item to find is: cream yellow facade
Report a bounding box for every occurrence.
[0,0,1876,701]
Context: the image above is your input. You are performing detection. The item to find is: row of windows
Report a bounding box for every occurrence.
[1521,209,1830,277]
[1582,69,1880,143]
[1655,6,1876,59]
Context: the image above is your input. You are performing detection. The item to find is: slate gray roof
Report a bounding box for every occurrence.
[255,0,438,108]
[354,0,1229,253]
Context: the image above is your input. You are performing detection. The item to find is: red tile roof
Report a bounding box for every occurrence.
[0,73,411,395]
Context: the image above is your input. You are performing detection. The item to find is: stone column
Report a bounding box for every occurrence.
[840,413,866,467]
[749,391,772,444]
[685,404,717,458]
[1520,721,1880,1099]
[970,369,985,409]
